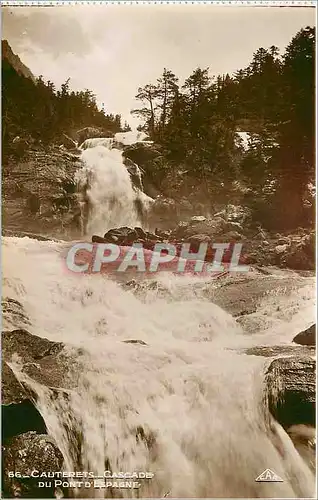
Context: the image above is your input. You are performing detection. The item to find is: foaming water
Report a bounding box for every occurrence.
[2,236,316,498]
[75,131,154,236]
[75,146,141,236]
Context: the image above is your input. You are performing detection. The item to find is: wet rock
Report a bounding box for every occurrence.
[103,226,135,243]
[2,362,28,406]
[92,234,108,244]
[2,298,31,330]
[2,329,64,363]
[123,339,148,346]
[122,143,164,197]
[76,126,113,146]
[2,330,80,442]
[265,357,315,429]
[123,157,143,191]
[2,432,64,498]
[206,273,311,318]
[293,324,315,346]
[2,329,76,391]
[287,424,316,472]
[242,345,315,358]
[2,391,47,440]
[102,226,162,247]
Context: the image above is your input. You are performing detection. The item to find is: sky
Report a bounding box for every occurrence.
[2,4,316,128]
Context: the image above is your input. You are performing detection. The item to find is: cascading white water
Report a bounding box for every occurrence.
[75,133,153,236]
[75,146,140,236]
[2,236,316,499]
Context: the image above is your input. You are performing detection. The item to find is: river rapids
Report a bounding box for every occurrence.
[2,132,316,499]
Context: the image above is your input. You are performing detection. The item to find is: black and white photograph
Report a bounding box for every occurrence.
[1,1,316,498]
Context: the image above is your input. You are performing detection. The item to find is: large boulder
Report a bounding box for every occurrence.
[122,142,161,166]
[94,230,160,250]
[205,273,312,319]
[76,127,114,146]
[2,432,64,498]
[293,324,316,346]
[283,242,314,270]
[2,329,64,363]
[59,133,77,150]
[265,357,315,429]
[272,231,315,271]
[95,226,163,247]
[2,329,70,440]
[171,216,239,240]
[2,362,47,439]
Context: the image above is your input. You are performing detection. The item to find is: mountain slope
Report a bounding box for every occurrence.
[2,39,35,82]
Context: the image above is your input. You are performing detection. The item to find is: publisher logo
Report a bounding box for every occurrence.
[255,469,284,483]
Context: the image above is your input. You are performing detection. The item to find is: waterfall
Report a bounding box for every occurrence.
[75,133,153,237]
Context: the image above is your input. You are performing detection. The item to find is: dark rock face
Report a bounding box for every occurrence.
[76,127,114,146]
[2,362,29,407]
[293,324,316,346]
[2,432,64,498]
[122,143,163,197]
[265,357,315,429]
[2,329,68,442]
[59,133,78,150]
[2,396,47,441]
[123,157,143,191]
[1,328,80,497]
[2,329,64,363]
[123,142,162,168]
[2,145,82,238]
[2,329,79,394]
[2,298,31,331]
[283,233,315,270]
[287,424,316,473]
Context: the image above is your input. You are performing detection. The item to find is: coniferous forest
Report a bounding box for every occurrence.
[131,26,315,230]
[2,56,124,147]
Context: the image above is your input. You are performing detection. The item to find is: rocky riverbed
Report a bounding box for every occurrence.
[2,262,316,497]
